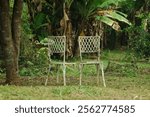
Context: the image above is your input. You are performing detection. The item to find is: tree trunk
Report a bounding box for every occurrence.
[12,0,23,75]
[0,17,5,69]
[0,0,17,83]
[0,0,23,84]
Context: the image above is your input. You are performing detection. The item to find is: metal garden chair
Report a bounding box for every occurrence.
[45,36,75,86]
[78,36,106,87]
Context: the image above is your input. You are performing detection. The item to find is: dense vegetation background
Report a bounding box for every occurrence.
[0,0,150,86]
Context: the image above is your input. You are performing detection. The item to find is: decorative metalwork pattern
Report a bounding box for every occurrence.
[48,36,66,54]
[79,36,100,53]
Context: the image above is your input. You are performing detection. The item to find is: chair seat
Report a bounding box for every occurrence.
[80,61,100,65]
[51,61,76,65]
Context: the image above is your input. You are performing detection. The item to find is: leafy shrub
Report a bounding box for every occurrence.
[36,47,48,65]
[20,3,37,64]
[19,47,48,77]
[127,26,150,58]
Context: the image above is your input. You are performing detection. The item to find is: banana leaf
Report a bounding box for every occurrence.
[96,16,120,31]
[106,11,131,25]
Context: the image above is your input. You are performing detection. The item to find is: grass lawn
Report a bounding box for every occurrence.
[0,74,150,100]
[0,50,150,100]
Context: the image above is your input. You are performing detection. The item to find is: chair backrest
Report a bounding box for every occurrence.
[78,36,101,61]
[48,36,66,62]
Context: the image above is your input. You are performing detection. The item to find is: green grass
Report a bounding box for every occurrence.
[0,50,150,100]
[0,74,150,100]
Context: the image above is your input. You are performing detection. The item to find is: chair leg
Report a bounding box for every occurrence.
[56,65,59,83]
[45,65,50,86]
[45,74,48,86]
[63,64,66,86]
[79,64,83,85]
[96,64,100,86]
[100,62,106,87]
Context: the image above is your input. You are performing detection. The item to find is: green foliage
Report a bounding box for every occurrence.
[20,2,36,62]
[75,0,98,20]
[20,67,34,76]
[127,26,150,58]
[20,2,48,68]
[99,0,126,8]
[19,66,47,76]
[32,13,47,30]
[19,61,47,77]
[96,10,131,31]
[31,12,49,41]
[9,0,14,9]
[21,3,29,33]
[65,0,74,8]
[106,11,131,25]
[36,47,48,65]
[74,0,131,31]
[0,67,4,76]
[119,0,135,12]
[19,42,48,76]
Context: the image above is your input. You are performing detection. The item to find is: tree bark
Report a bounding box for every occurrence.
[0,0,17,83]
[0,0,23,84]
[12,0,23,75]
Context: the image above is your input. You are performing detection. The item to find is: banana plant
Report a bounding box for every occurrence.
[96,10,131,31]
[75,0,131,31]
